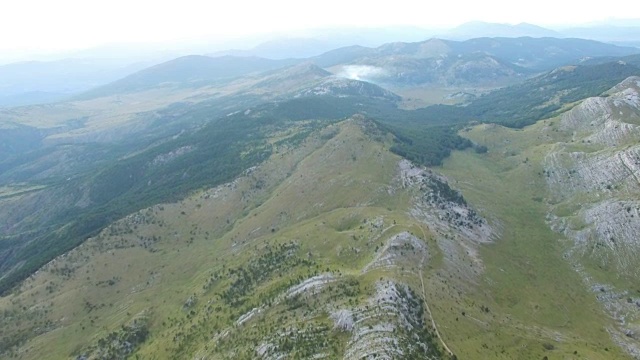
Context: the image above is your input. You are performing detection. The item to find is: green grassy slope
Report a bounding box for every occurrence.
[0,119,627,359]
[435,122,626,359]
[0,119,441,359]
[2,57,639,360]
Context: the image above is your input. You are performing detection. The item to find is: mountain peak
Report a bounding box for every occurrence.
[75,56,299,99]
[296,76,401,101]
[247,62,332,93]
[281,61,332,77]
[443,21,560,40]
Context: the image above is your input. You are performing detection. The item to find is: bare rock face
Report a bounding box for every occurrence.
[553,200,640,275]
[398,160,493,244]
[330,309,355,332]
[558,76,640,147]
[362,231,428,273]
[342,281,435,360]
[285,274,337,298]
[544,76,640,358]
[545,77,640,275]
[544,146,640,199]
[396,159,494,286]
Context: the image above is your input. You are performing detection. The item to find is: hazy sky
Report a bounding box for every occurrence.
[1,0,638,54]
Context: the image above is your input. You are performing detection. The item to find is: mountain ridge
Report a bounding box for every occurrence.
[1,115,631,359]
[2,38,640,359]
[440,21,561,40]
[71,37,640,102]
[75,55,300,99]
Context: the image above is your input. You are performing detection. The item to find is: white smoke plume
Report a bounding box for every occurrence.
[337,65,387,82]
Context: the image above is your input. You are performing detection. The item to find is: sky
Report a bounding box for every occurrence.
[0,0,639,55]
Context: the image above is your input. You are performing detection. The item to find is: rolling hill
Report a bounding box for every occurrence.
[76,55,300,99]
[74,37,640,103]
[314,37,639,89]
[2,38,640,360]
[1,116,630,359]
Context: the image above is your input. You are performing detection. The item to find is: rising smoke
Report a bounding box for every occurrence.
[337,65,387,82]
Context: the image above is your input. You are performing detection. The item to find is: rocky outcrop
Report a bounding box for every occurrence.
[362,231,428,273]
[295,77,401,101]
[544,146,640,199]
[545,78,640,274]
[394,159,494,286]
[558,76,640,147]
[397,160,493,244]
[341,281,439,360]
[285,274,337,298]
[544,77,640,358]
[551,200,640,275]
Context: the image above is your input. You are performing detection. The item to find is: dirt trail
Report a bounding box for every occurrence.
[417,224,454,358]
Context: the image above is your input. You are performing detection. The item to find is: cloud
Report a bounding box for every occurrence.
[337,65,388,82]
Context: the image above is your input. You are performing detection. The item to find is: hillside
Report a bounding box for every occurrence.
[3,40,640,359]
[1,56,638,297]
[2,59,637,297]
[315,37,639,89]
[443,76,640,357]
[450,37,639,70]
[545,77,640,356]
[76,56,300,99]
[72,37,640,106]
[0,61,395,160]
[0,118,626,359]
[0,59,151,107]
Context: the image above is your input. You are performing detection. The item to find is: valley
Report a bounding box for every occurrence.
[1,34,640,359]
[0,113,632,359]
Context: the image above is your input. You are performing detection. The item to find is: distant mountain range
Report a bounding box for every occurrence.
[207,26,438,59]
[2,21,640,108]
[439,21,561,40]
[76,36,638,100]
[210,21,640,61]
[561,25,640,47]
[0,59,155,107]
[315,37,639,87]
[2,21,640,357]
[75,55,300,99]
